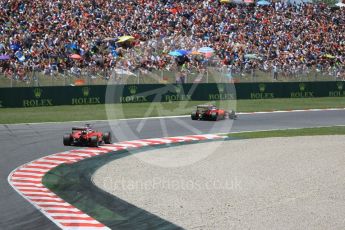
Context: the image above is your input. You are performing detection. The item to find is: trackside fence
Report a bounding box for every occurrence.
[0,81,344,108]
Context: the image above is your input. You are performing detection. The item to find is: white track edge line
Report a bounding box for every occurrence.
[2,108,345,126]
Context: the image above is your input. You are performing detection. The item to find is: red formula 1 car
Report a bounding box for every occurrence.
[63,124,111,147]
[191,104,237,121]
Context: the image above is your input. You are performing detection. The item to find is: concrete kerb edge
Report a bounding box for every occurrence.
[7,134,224,229]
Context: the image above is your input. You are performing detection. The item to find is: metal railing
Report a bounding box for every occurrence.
[0,67,343,87]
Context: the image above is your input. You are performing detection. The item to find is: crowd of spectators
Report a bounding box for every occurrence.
[0,0,344,81]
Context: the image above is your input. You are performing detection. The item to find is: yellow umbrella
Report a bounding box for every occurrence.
[117,36,135,43]
[220,0,231,3]
[324,54,336,59]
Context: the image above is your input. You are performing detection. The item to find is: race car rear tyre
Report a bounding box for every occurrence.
[229,111,237,120]
[90,136,99,147]
[103,132,112,144]
[211,112,218,121]
[191,111,198,120]
[63,135,71,146]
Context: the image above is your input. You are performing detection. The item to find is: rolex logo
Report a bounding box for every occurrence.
[218,84,225,94]
[129,85,137,95]
[82,87,90,97]
[259,83,266,93]
[337,82,343,91]
[33,88,42,98]
[299,83,306,92]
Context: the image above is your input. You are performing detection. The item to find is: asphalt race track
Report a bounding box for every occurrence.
[0,110,344,230]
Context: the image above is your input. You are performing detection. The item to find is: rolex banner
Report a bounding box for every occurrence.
[0,81,344,108]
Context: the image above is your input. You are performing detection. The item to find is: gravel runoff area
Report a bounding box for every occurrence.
[93,136,345,230]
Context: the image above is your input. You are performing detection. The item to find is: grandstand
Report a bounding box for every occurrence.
[0,0,344,86]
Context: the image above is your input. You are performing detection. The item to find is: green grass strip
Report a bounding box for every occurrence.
[226,126,345,139]
[1,97,344,124]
